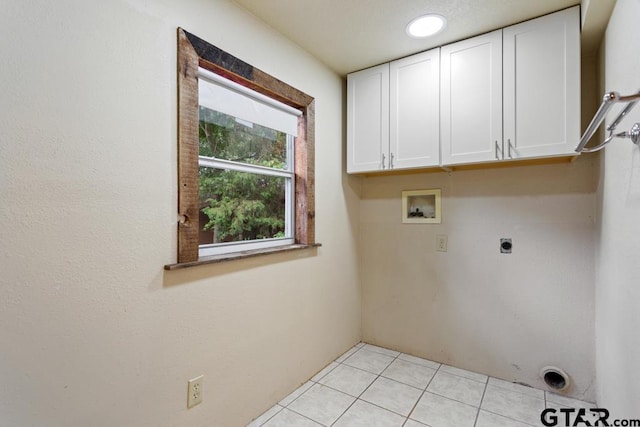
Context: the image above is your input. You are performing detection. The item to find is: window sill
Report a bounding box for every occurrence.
[164,243,321,270]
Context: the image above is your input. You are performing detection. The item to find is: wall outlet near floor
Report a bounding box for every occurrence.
[500,238,513,254]
[187,375,204,408]
[436,235,448,252]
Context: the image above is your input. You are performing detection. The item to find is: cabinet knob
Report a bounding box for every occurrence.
[390,153,394,169]
[495,140,501,160]
[381,153,386,169]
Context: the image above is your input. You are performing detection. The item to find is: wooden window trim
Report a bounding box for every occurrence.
[168,28,317,268]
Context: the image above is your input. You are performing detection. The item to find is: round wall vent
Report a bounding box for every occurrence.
[540,366,570,391]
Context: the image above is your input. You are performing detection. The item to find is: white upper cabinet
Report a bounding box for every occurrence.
[440,30,503,166]
[347,6,580,173]
[390,48,441,169]
[503,6,580,159]
[347,64,389,173]
[441,7,580,166]
[347,49,440,173]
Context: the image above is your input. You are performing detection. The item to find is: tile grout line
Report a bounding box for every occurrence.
[265,345,356,425]
[480,407,541,427]
[252,404,283,427]
[423,370,545,410]
[477,378,549,427]
[404,360,443,425]
[341,344,493,425]
[281,406,327,426]
[279,382,315,410]
[330,345,403,426]
[488,378,547,400]
[483,377,546,427]
[472,376,490,427]
[422,387,483,409]
[327,344,375,426]
[544,390,548,409]
[358,344,450,424]
[357,347,454,422]
[283,365,358,426]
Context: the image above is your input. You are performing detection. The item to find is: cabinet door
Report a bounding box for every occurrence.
[347,64,390,173]
[503,6,580,159]
[441,30,503,166]
[390,49,440,169]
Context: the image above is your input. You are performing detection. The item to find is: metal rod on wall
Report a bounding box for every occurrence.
[576,90,640,153]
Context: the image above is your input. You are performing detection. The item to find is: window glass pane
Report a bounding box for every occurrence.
[199,106,289,170]
[199,167,287,245]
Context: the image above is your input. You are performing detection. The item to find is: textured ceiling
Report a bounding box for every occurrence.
[232,0,588,75]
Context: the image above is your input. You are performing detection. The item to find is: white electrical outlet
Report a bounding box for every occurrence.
[436,235,447,252]
[187,375,204,408]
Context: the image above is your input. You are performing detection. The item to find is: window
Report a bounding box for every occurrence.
[197,68,299,256]
[169,29,317,268]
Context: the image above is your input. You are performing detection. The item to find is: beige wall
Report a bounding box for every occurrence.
[0,1,360,426]
[595,0,640,417]
[360,156,597,401]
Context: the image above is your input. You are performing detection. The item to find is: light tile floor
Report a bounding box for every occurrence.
[248,343,595,427]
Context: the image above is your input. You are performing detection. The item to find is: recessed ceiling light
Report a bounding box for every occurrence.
[406,14,446,38]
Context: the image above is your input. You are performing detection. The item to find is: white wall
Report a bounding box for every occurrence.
[595,0,640,417]
[0,1,360,425]
[360,156,597,401]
